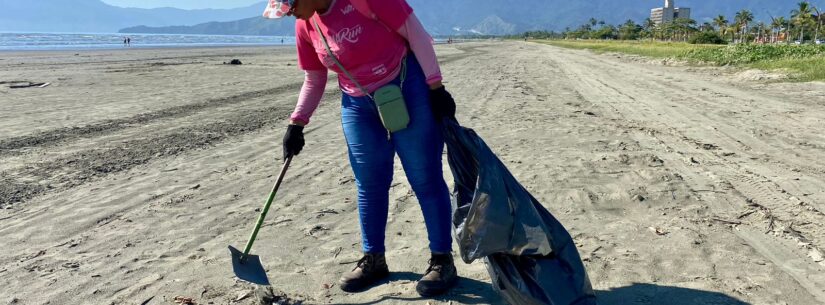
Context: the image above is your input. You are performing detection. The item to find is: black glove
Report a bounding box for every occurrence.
[282,124,304,160]
[429,86,456,119]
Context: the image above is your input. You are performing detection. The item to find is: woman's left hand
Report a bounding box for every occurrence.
[429,86,456,119]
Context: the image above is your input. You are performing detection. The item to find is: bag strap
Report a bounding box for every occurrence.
[311,16,406,99]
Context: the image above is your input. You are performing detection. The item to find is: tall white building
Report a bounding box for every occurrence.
[651,0,691,25]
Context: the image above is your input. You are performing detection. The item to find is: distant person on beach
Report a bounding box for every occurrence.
[127,37,131,46]
[265,0,458,297]
[123,38,128,46]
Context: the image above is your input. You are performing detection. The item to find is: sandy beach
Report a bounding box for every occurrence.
[2,41,825,305]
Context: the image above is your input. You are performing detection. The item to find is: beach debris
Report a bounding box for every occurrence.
[306,225,330,236]
[648,226,668,236]
[224,59,243,65]
[316,208,338,215]
[7,82,50,89]
[711,217,742,225]
[315,208,338,218]
[173,296,196,305]
[738,209,757,219]
[20,250,46,262]
[257,287,304,305]
[233,291,252,302]
[139,296,154,305]
[337,176,355,185]
[809,248,824,263]
[61,262,80,269]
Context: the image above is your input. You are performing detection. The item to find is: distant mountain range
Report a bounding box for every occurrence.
[0,0,262,33]
[121,16,295,36]
[3,0,825,35]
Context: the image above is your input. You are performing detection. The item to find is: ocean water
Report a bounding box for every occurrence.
[0,32,295,51]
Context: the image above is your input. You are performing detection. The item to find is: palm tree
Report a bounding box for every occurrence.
[685,18,698,41]
[735,10,755,43]
[654,24,665,41]
[792,1,813,42]
[733,13,743,42]
[661,21,675,41]
[643,18,656,40]
[713,15,729,41]
[772,16,788,43]
[755,22,769,43]
[814,7,822,42]
[787,15,794,44]
[701,22,714,32]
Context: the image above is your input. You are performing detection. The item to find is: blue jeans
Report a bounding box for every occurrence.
[341,55,452,254]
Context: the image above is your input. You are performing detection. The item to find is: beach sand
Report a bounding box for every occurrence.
[1,42,824,305]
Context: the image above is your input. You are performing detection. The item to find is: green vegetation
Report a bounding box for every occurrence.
[539,40,825,81]
[519,1,824,45]
[542,40,720,58]
[749,56,825,81]
[515,1,825,81]
[689,32,727,45]
[685,43,825,65]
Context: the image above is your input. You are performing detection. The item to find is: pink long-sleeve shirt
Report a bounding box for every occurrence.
[289,0,442,125]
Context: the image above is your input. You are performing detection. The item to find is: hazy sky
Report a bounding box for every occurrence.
[101,0,263,9]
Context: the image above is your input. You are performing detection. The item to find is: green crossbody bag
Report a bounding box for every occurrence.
[313,17,410,133]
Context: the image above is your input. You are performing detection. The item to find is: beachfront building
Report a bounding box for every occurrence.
[650,0,691,25]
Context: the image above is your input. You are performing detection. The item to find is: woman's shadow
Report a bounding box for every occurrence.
[331,279,752,305]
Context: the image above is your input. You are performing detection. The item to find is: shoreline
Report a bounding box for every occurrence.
[0,44,293,55]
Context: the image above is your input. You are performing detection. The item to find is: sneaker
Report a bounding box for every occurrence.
[339,253,390,292]
[416,253,458,297]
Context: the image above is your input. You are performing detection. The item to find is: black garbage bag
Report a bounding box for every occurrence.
[442,118,597,305]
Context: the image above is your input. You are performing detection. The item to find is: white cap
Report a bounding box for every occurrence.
[263,0,294,19]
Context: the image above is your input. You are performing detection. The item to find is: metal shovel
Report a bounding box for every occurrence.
[229,156,292,285]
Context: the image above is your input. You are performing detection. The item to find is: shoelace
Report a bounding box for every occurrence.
[354,255,374,272]
[426,258,445,274]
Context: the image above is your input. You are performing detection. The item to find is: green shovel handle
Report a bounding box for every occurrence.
[242,156,293,257]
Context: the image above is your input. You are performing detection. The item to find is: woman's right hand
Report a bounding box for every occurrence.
[283,124,305,160]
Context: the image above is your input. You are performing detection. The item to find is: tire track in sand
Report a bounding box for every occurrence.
[0,82,302,156]
[0,98,294,207]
